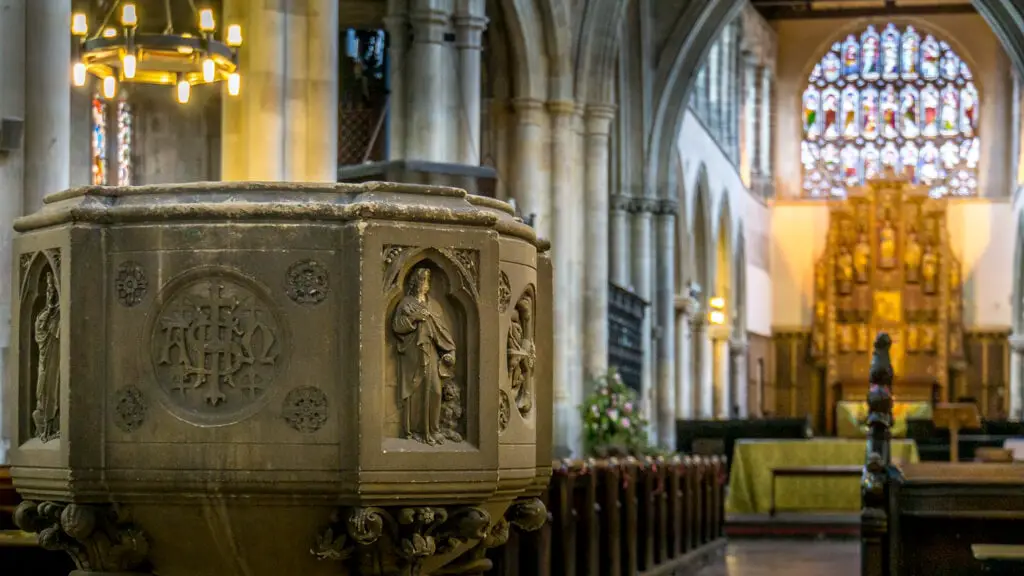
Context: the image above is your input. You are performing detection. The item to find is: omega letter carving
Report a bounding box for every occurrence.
[151,272,283,425]
[392,266,460,445]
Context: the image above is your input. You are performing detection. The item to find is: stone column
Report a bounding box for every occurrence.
[730,337,749,418]
[0,0,26,464]
[631,198,654,422]
[694,319,714,418]
[712,335,731,419]
[513,98,547,235]
[222,0,286,180]
[759,65,772,178]
[454,0,487,165]
[1010,334,1024,420]
[583,105,615,379]
[23,0,71,212]
[384,1,408,160]
[406,0,452,162]
[549,100,581,457]
[284,0,339,181]
[675,307,693,419]
[610,194,631,286]
[655,200,677,448]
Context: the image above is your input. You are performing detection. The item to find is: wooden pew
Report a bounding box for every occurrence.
[860,391,1024,575]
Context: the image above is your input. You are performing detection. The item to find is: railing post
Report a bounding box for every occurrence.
[862,333,900,576]
[575,460,600,576]
[551,461,578,576]
[621,458,639,576]
[667,455,684,559]
[638,457,656,570]
[654,456,669,563]
[598,459,622,576]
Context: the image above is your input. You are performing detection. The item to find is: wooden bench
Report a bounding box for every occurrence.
[769,465,862,517]
[973,543,1024,575]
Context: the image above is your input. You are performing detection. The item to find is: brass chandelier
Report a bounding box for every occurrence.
[71,1,242,104]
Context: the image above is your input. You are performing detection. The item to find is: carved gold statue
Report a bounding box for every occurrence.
[904,231,922,283]
[922,324,937,353]
[853,233,871,284]
[393,267,457,445]
[836,246,854,295]
[879,220,896,269]
[32,272,61,442]
[840,324,854,352]
[907,325,920,352]
[921,246,939,294]
[856,324,869,352]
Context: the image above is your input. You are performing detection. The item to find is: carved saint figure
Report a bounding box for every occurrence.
[921,325,937,353]
[905,232,922,283]
[836,246,854,295]
[393,267,457,445]
[32,272,61,442]
[856,324,870,352]
[853,233,871,284]
[840,325,854,352]
[507,295,536,415]
[921,246,939,294]
[907,325,920,352]
[878,220,896,269]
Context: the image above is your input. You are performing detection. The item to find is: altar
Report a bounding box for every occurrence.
[726,438,920,515]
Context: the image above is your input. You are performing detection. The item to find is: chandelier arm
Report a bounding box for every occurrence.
[89,0,124,40]
[164,0,174,34]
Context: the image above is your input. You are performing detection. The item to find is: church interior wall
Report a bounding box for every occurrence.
[773,13,1013,201]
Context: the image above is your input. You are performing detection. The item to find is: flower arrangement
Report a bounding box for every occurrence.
[579,368,654,458]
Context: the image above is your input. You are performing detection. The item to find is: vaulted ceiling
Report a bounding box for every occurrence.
[749,0,974,20]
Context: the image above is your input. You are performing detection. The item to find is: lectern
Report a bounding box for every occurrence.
[933,402,982,462]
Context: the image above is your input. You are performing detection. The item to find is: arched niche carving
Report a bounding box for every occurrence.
[384,250,478,447]
[507,284,537,417]
[18,250,62,444]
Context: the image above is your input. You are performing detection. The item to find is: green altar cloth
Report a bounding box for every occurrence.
[726,438,919,515]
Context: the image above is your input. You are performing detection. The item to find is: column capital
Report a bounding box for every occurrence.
[653,198,678,216]
[675,295,701,319]
[512,97,546,125]
[729,337,749,355]
[585,103,617,119]
[547,99,577,116]
[454,15,488,49]
[628,197,659,214]
[610,193,632,211]
[409,8,450,44]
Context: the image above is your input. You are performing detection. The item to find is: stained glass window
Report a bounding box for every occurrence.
[90,96,107,185]
[117,101,133,186]
[801,24,979,198]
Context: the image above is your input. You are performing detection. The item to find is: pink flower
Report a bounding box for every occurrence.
[620,417,631,428]
[606,408,619,421]
[599,387,610,396]
[590,405,600,417]
[624,402,634,414]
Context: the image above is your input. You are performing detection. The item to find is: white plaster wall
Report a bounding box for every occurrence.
[678,110,772,336]
[769,198,1013,329]
[773,14,1013,200]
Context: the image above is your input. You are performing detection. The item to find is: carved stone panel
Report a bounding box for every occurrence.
[149,270,285,426]
[507,286,536,416]
[387,259,470,446]
[20,250,62,444]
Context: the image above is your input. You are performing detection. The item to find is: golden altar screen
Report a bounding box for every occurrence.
[808,179,966,433]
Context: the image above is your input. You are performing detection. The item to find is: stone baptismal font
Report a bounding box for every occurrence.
[3,181,552,576]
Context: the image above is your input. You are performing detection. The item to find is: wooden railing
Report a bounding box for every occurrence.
[490,455,728,576]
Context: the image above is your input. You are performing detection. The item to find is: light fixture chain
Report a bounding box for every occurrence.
[164,0,174,34]
[90,0,125,40]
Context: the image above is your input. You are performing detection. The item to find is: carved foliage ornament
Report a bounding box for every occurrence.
[282,386,329,433]
[498,391,510,433]
[507,286,536,417]
[113,386,147,433]
[14,501,149,572]
[115,261,149,307]
[150,272,284,426]
[498,271,511,313]
[312,498,547,572]
[286,259,329,305]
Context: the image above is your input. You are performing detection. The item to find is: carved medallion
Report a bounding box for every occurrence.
[498,391,510,433]
[149,271,285,426]
[286,259,329,305]
[498,271,511,313]
[282,386,329,433]
[113,386,147,433]
[115,261,148,307]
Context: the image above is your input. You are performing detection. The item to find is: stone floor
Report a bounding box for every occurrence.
[696,539,860,576]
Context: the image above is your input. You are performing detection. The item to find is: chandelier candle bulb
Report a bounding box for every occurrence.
[71,13,87,36]
[103,27,117,38]
[121,4,138,27]
[103,76,117,99]
[199,9,215,32]
[228,73,240,96]
[72,63,87,87]
[123,54,137,79]
[176,80,191,104]
[227,24,242,46]
[202,58,215,83]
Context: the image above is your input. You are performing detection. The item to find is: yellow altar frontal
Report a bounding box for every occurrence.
[726,438,919,515]
[835,400,933,438]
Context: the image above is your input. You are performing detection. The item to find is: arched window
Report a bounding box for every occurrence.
[801,24,979,198]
